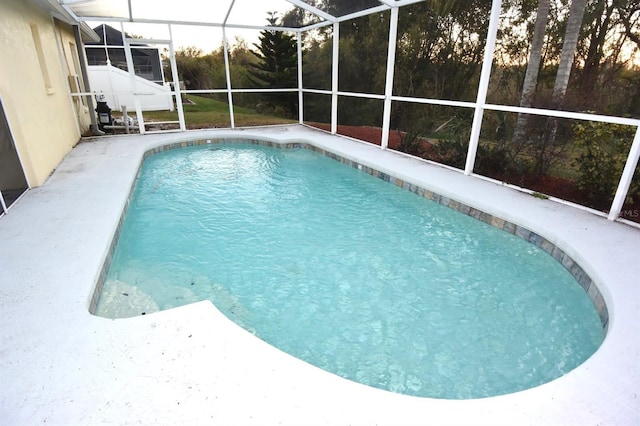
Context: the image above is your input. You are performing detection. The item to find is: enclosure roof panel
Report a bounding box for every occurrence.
[310,0,383,17]
[59,0,426,30]
[225,0,319,29]
[62,0,132,20]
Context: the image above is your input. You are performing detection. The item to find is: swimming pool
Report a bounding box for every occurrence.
[94,139,606,400]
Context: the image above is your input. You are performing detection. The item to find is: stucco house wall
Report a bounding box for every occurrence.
[0,0,95,187]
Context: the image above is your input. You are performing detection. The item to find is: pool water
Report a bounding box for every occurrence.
[97,143,604,399]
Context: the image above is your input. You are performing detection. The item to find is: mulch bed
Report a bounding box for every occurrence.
[307,123,403,149]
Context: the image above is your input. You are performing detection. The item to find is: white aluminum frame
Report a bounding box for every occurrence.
[465,0,502,175]
[381,6,399,150]
[61,0,640,222]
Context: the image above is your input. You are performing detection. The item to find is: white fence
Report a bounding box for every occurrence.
[88,64,174,112]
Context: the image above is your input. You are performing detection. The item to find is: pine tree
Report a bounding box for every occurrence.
[249,12,298,116]
[249,12,298,117]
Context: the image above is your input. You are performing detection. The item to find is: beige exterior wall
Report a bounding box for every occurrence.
[0,0,93,187]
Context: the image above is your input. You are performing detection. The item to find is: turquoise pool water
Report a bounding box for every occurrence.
[96,143,604,399]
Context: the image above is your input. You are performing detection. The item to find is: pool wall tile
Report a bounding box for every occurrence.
[527,232,542,246]
[550,245,565,263]
[569,263,593,292]
[468,207,482,220]
[502,221,517,234]
[93,138,609,330]
[490,216,506,229]
[515,225,531,241]
[588,284,609,329]
[479,211,493,225]
[539,238,555,255]
[457,203,471,216]
[561,252,575,272]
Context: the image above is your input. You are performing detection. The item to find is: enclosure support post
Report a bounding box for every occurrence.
[122,23,145,134]
[608,126,640,220]
[73,25,102,136]
[464,0,502,175]
[381,7,399,150]
[168,25,186,132]
[297,32,304,124]
[331,22,339,134]
[222,27,235,129]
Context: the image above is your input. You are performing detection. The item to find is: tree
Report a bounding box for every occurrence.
[550,0,589,108]
[534,0,588,177]
[575,0,616,96]
[389,0,492,143]
[618,1,640,47]
[512,0,551,144]
[249,12,299,117]
[617,1,640,116]
[174,47,212,90]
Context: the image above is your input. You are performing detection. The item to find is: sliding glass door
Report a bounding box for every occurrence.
[0,97,28,214]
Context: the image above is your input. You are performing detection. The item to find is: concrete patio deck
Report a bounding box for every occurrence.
[1,125,638,425]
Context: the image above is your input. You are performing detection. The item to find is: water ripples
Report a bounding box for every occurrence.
[100,144,604,399]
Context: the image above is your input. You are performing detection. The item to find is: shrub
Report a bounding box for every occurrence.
[573,121,639,206]
[397,128,425,156]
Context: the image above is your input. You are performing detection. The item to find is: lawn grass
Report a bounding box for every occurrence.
[141,94,295,128]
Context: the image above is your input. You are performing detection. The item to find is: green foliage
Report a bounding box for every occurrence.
[301,38,332,92]
[573,121,639,206]
[428,138,513,174]
[165,1,640,213]
[429,138,467,169]
[338,13,389,96]
[397,128,425,157]
[248,13,299,117]
[475,143,514,176]
[172,43,256,92]
[393,0,491,102]
[173,47,219,90]
[532,192,549,199]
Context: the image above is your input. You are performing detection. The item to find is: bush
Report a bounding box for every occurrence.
[573,121,639,206]
[429,138,467,169]
[397,128,425,156]
[429,138,516,176]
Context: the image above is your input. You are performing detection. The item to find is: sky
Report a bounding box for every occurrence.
[82,0,303,53]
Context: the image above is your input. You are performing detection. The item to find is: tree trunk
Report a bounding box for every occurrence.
[538,0,588,177]
[551,0,589,106]
[512,0,551,145]
[583,2,612,75]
